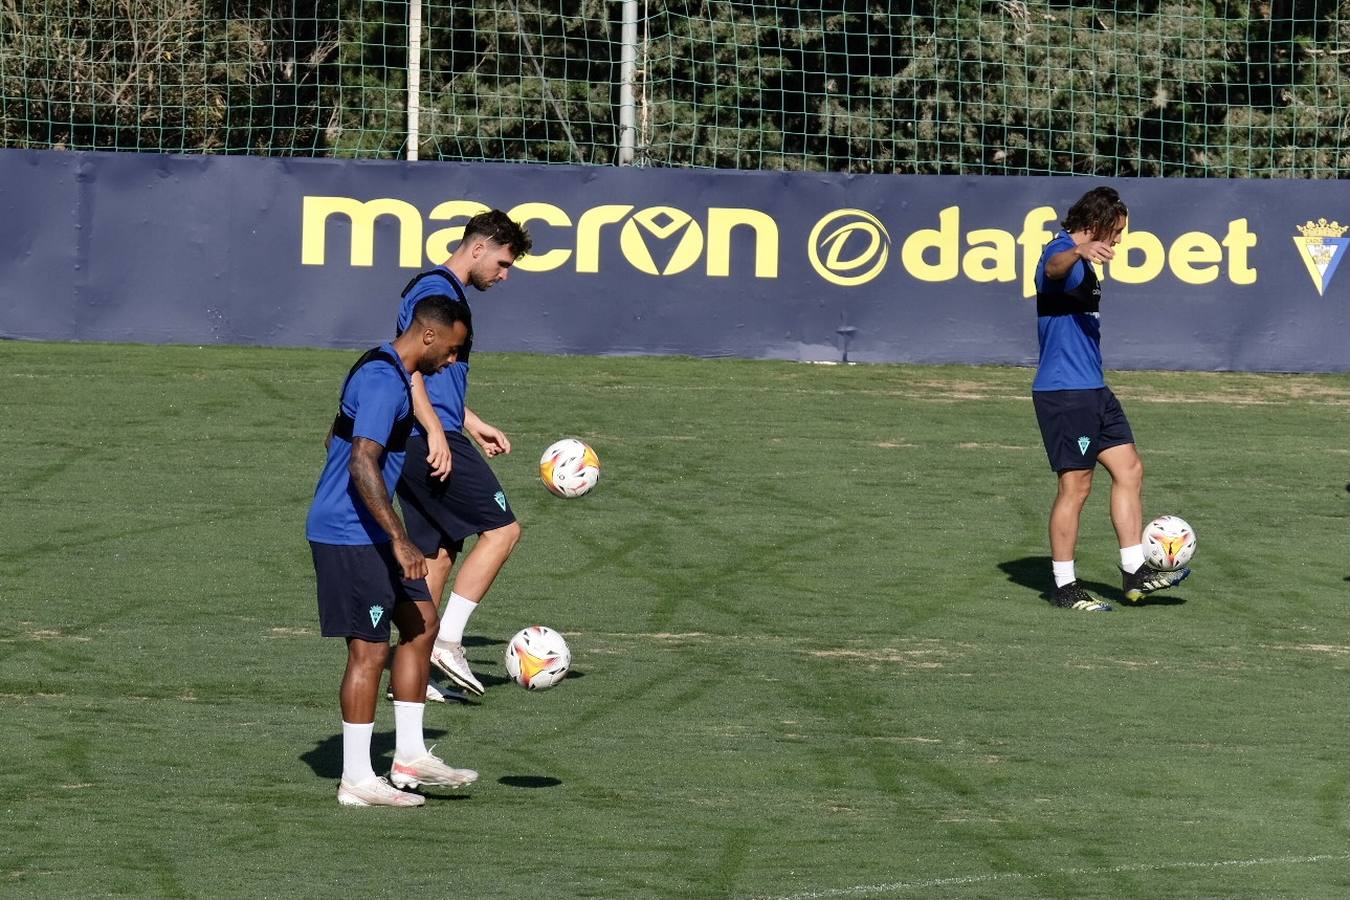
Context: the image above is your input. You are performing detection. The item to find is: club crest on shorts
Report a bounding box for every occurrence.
[1077,436,1091,455]
[494,490,507,511]
[369,605,384,628]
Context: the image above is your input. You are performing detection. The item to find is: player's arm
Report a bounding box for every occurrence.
[410,371,452,480]
[464,407,511,457]
[348,437,427,580]
[1045,240,1114,280]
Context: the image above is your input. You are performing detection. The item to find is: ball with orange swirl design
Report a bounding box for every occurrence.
[539,438,600,498]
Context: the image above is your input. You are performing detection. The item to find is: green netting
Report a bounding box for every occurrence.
[2,1,1346,176]
[1,1,339,154]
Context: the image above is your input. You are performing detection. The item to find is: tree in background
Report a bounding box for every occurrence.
[1,0,1344,176]
[0,0,339,154]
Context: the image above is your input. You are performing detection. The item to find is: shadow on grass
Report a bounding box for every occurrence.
[997,555,1113,606]
[462,635,513,689]
[1121,589,1188,607]
[467,670,511,690]
[998,555,1187,607]
[301,727,449,779]
[497,775,562,789]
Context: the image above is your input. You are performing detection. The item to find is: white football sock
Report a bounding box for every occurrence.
[341,720,376,784]
[1120,544,1145,574]
[436,592,479,644]
[393,701,426,762]
[1052,559,1076,588]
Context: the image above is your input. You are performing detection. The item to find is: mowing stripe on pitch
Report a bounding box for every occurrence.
[750,853,1350,900]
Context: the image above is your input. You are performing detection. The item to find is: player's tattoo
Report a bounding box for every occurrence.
[348,437,409,542]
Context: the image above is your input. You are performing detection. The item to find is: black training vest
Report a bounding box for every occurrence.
[330,347,415,452]
[1036,257,1101,317]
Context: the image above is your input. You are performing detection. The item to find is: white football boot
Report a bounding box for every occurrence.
[389,748,478,790]
[429,640,486,696]
[337,775,426,807]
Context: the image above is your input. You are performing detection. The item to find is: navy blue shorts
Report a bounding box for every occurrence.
[309,541,432,641]
[396,430,516,556]
[1033,387,1134,471]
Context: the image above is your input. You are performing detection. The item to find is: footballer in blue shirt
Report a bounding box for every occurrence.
[392,210,533,698]
[306,295,480,807]
[1031,186,1189,612]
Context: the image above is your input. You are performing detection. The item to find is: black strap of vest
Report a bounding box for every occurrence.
[399,267,472,362]
[401,267,468,303]
[330,347,415,453]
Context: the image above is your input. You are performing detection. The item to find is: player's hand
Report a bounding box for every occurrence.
[426,429,452,480]
[468,420,511,457]
[1078,240,1116,264]
[393,537,428,581]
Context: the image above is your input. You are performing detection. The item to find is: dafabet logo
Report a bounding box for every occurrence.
[808,209,891,286]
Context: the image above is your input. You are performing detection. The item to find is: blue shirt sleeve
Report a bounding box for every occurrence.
[1036,234,1085,293]
[397,272,454,334]
[344,362,408,447]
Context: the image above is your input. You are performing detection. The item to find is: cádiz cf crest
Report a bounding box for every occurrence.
[1292,218,1348,297]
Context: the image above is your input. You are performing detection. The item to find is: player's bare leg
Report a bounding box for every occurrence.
[337,637,425,807]
[1049,468,1093,562]
[381,575,458,703]
[384,599,477,790]
[1098,443,1188,600]
[430,521,522,695]
[341,638,389,724]
[1097,443,1143,551]
[419,522,523,607]
[382,550,459,702]
[389,599,438,702]
[451,520,521,601]
[424,547,456,606]
[1048,468,1109,610]
[422,545,481,694]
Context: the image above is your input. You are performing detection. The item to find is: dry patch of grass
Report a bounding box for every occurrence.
[1261,643,1350,656]
[27,629,91,642]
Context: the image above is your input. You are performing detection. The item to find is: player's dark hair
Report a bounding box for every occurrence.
[464,209,533,258]
[1062,187,1128,240]
[410,294,473,360]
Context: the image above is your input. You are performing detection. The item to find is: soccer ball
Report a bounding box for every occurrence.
[539,438,600,498]
[1143,515,1197,571]
[504,625,571,690]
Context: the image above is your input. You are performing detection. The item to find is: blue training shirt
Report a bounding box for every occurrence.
[397,267,469,433]
[305,343,413,545]
[1032,231,1106,392]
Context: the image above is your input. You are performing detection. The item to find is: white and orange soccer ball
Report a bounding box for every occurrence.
[539,438,600,498]
[1143,515,1197,572]
[504,625,571,690]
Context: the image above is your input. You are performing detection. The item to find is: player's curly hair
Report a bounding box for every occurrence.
[1062,187,1128,240]
[464,209,533,258]
[411,294,474,361]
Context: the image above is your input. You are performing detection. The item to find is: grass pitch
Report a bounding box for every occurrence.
[1,342,1346,899]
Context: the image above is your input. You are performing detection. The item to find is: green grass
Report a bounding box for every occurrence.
[1,342,1346,899]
